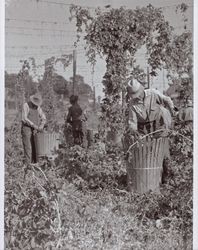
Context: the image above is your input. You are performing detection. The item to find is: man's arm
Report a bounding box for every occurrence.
[38,107,47,128]
[152,89,175,115]
[128,107,138,131]
[22,103,38,129]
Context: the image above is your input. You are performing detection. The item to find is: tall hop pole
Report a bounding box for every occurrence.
[147,66,150,89]
[73,50,76,95]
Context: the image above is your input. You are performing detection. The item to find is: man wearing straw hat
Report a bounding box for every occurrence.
[125,79,175,184]
[21,93,46,164]
[126,79,175,135]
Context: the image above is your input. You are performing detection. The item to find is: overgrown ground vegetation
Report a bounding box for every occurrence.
[4,119,193,250]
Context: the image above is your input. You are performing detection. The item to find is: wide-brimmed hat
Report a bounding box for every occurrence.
[127,79,144,99]
[30,93,42,106]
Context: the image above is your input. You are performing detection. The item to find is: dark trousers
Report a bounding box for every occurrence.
[72,129,83,145]
[21,125,37,163]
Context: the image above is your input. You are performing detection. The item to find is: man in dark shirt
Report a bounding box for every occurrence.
[67,95,83,145]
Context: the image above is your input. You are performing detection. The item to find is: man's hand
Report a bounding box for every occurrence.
[33,124,43,132]
[131,130,140,140]
[38,125,44,132]
[126,128,140,140]
[32,124,39,130]
[172,110,178,118]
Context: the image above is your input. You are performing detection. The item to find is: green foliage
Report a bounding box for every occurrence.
[38,57,70,132]
[5,120,193,249]
[52,73,69,96]
[53,144,126,190]
[5,72,18,89]
[70,5,175,132]
[38,57,57,131]
[70,4,193,132]
[68,74,93,96]
[165,31,193,102]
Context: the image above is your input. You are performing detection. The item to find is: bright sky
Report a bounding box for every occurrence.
[5,0,193,97]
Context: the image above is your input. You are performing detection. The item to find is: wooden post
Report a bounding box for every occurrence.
[14,83,17,111]
[93,86,96,110]
[162,68,165,92]
[73,50,76,95]
[147,66,150,89]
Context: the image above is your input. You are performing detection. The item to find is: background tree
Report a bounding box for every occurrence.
[38,54,72,131]
[15,60,31,112]
[5,72,17,101]
[38,57,59,131]
[165,31,193,105]
[67,74,93,96]
[52,73,69,99]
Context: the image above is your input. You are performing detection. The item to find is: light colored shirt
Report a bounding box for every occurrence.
[22,102,46,128]
[128,89,174,131]
[178,106,193,122]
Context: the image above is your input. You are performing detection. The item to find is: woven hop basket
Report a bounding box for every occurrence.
[34,132,60,160]
[125,130,170,193]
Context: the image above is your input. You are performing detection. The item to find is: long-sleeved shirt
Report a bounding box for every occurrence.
[127,89,174,131]
[22,102,46,128]
[178,106,193,122]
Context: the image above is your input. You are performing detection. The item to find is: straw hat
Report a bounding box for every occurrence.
[126,79,144,99]
[30,93,42,106]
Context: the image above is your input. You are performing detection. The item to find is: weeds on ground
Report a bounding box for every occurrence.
[4,123,193,249]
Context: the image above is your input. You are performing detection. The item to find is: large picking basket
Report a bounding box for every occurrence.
[34,132,60,160]
[126,133,169,194]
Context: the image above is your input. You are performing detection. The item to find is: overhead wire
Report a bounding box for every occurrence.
[6,50,86,57]
[22,0,193,10]
[5,17,70,25]
[5,31,79,37]
[5,1,193,79]
[5,21,192,38]
[27,0,96,9]
[5,26,76,33]
[5,44,86,49]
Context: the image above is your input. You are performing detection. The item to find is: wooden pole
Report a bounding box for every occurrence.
[14,83,17,111]
[147,66,150,89]
[73,50,76,95]
[93,86,96,110]
[162,68,165,92]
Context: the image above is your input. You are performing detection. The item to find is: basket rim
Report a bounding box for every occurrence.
[126,129,169,153]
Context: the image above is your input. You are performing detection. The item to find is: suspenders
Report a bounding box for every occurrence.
[128,92,163,134]
[137,94,158,134]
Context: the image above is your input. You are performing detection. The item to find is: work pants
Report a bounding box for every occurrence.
[72,120,83,146]
[21,125,37,164]
[72,129,83,145]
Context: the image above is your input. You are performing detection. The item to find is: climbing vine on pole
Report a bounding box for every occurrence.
[70,4,175,132]
[39,54,72,132]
